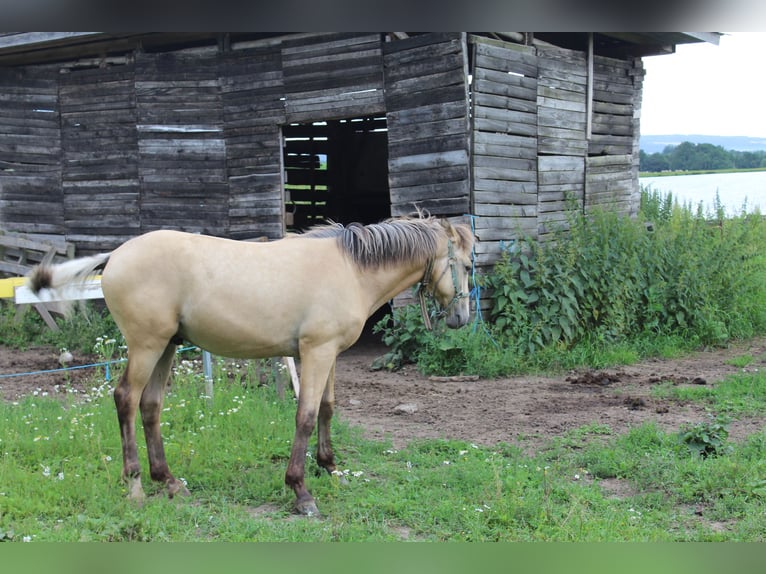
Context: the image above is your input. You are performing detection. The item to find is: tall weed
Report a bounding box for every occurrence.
[376,187,766,376]
[485,189,766,353]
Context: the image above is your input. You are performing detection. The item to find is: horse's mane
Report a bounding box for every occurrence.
[300,216,442,269]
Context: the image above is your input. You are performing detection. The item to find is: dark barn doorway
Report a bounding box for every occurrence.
[282,116,392,342]
[282,116,390,231]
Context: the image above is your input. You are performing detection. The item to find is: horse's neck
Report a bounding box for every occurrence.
[359,259,428,315]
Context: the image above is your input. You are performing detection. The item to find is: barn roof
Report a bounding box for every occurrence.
[0,32,720,66]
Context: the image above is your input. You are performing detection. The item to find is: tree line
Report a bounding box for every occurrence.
[639,141,766,172]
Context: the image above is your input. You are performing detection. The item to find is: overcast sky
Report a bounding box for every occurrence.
[640,32,766,138]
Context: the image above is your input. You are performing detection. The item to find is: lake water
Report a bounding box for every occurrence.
[640,171,765,215]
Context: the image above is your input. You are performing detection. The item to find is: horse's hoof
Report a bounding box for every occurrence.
[167,480,191,499]
[127,477,146,505]
[333,473,350,486]
[294,498,321,518]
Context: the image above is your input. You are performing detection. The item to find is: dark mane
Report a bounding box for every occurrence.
[301,217,442,268]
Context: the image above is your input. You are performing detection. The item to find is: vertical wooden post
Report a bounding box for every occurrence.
[202,350,213,400]
[586,32,594,141]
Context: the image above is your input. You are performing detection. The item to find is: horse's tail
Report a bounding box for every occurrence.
[27,252,111,296]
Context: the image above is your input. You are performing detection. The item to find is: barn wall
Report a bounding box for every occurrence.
[469,35,644,270]
[470,38,539,266]
[282,33,385,123]
[0,65,63,236]
[0,32,645,272]
[60,64,139,251]
[383,32,471,217]
[220,45,285,239]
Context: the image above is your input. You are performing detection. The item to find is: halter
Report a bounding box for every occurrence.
[417,239,468,331]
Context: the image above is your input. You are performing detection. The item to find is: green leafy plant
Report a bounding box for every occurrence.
[371,303,433,371]
[484,189,766,359]
[678,415,733,458]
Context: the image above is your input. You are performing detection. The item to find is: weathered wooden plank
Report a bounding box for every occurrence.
[474,105,537,128]
[538,155,583,171]
[473,41,538,77]
[473,91,537,115]
[383,51,464,84]
[474,202,537,217]
[473,142,537,161]
[473,130,536,148]
[538,125,587,142]
[473,164,533,185]
[391,196,468,217]
[388,165,467,188]
[387,116,467,144]
[388,149,467,172]
[538,136,588,156]
[473,117,537,137]
[282,33,380,59]
[390,180,468,204]
[388,133,468,159]
[385,82,466,111]
[382,33,463,59]
[587,154,632,167]
[387,100,465,124]
[285,88,385,122]
[474,178,537,194]
[587,135,634,155]
[474,155,536,172]
[473,75,537,102]
[474,189,537,205]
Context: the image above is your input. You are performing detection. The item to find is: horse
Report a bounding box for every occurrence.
[27,214,475,516]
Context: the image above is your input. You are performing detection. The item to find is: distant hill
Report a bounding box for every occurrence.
[640,134,766,154]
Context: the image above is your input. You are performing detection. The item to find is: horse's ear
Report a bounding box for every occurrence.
[441,219,474,252]
[453,224,475,252]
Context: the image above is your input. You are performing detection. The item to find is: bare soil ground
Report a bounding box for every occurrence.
[2,336,765,454]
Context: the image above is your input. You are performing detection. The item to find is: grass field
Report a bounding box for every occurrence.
[2,354,766,542]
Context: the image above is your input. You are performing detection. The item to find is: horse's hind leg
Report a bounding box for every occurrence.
[316,362,338,476]
[113,346,165,503]
[140,342,190,498]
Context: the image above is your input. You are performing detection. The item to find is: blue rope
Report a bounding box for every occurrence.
[465,214,500,348]
[0,345,200,381]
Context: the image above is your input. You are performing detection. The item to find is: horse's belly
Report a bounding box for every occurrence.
[180,313,299,359]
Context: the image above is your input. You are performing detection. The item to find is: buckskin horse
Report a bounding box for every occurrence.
[28,214,475,516]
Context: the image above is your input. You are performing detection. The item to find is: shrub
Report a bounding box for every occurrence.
[376,187,766,377]
[484,189,766,353]
[678,415,733,458]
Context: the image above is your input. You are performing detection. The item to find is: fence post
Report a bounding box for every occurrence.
[202,350,213,400]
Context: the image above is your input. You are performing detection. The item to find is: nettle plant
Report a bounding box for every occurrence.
[678,415,733,458]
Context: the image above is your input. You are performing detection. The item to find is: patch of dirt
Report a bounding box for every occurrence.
[0,345,100,401]
[2,336,766,455]
[332,335,766,454]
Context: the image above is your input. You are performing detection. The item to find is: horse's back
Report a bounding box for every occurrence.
[101,230,365,357]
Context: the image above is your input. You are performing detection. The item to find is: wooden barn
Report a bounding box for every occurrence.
[0,32,719,277]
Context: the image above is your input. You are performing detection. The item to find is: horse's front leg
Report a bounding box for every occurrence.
[285,345,335,517]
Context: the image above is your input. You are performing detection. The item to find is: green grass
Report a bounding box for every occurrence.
[3,356,766,541]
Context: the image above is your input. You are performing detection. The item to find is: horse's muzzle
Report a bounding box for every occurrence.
[445,308,470,329]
